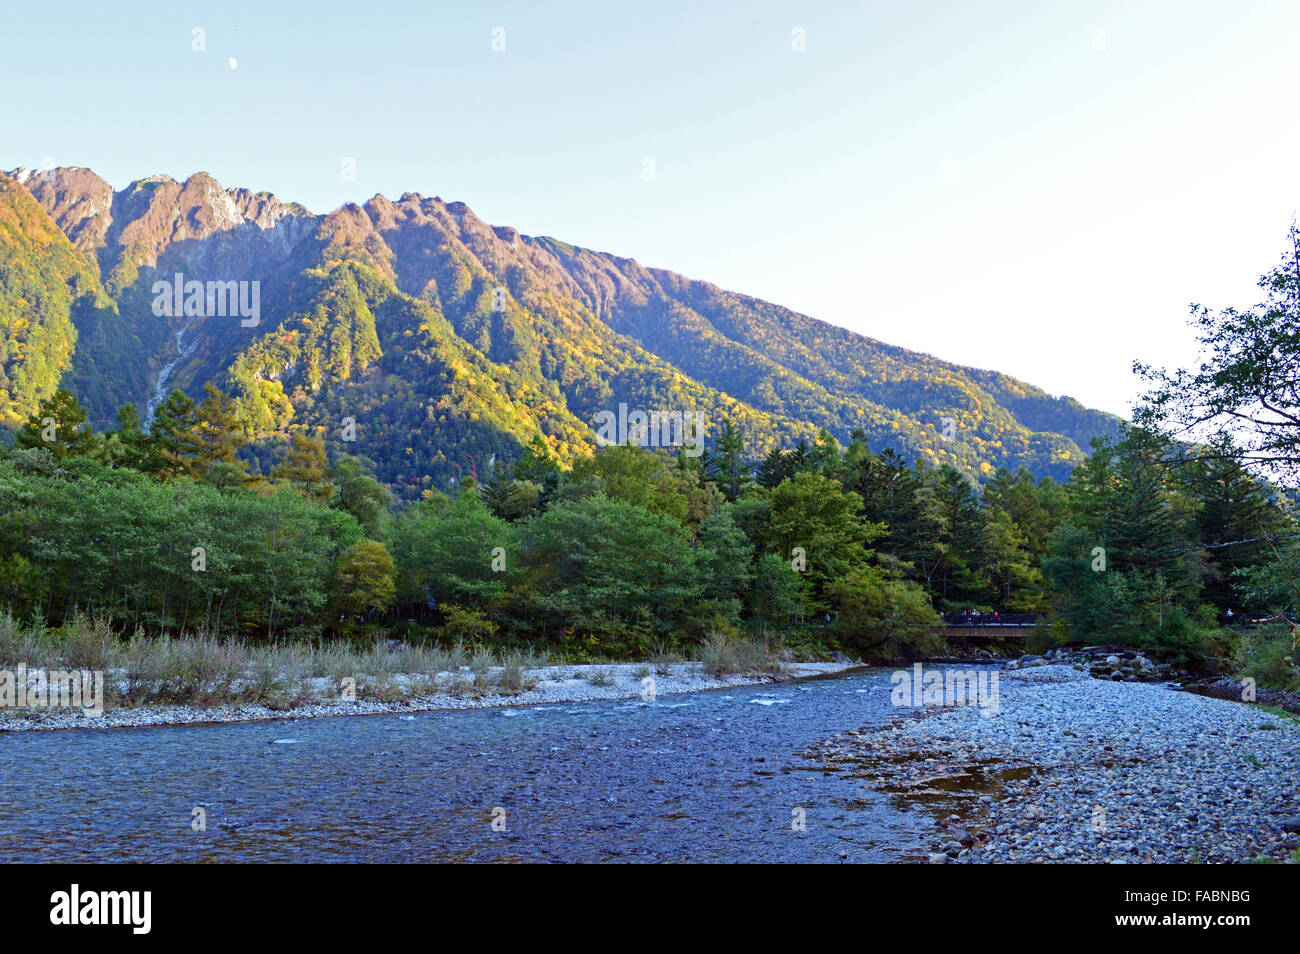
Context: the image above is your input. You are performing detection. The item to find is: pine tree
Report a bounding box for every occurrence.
[145,389,201,480]
[480,459,514,519]
[513,434,560,507]
[929,464,993,608]
[710,419,752,501]
[107,403,149,470]
[756,447,792,488]
[191,384,248,481]
[15,389,96,461]
[789,439,811,473]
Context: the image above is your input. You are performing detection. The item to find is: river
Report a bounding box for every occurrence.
[0,668,964,863]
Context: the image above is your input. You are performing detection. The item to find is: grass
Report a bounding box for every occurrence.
[0,612,803,716]
[647,640,680,676]
[0,612,565,711]
[1247,846,1300,864]
[696,631,786,678]
[1251,703,1300,724]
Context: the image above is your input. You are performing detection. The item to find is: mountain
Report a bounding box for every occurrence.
[0,165,1120,499]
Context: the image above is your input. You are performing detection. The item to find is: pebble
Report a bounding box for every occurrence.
[811,665,1300,864]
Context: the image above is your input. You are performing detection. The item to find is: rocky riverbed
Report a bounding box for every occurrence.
[808,664,1300,863]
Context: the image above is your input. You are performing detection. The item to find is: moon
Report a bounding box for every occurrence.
[228,57,238,70]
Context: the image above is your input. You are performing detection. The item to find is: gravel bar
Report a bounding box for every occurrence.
[809,664,1300,864]
[0,661,857,733]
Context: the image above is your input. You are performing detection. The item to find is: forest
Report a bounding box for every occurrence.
[1,219,1298,694]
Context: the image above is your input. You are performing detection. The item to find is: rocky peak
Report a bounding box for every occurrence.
[6,166,114,253]
[13,167,315,272]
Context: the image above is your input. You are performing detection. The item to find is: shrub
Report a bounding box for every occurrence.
[59,614,118,671]
[1231,623,1300,692]
[497,651,532,692]
[697,631,783,677]
[647,639,680,675]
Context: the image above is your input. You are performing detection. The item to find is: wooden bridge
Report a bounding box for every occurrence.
[939,612,1268,639]
[940,613,1037,638]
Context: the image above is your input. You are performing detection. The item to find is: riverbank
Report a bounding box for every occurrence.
[0,660,858,732]
[809,664,1300,863]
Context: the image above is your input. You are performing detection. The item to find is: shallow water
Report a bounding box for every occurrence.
[0,669,951,862]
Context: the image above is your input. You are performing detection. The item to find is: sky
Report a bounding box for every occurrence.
[3,0,1299,418]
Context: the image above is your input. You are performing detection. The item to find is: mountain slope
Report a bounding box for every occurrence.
[1,166,1121,496]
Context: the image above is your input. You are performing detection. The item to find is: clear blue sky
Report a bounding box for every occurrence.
[4,0,1299,417]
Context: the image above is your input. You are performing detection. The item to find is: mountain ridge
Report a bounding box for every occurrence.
[0,165,1121,498]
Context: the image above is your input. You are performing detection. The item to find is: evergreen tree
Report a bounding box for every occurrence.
[480,459,514,519]
[1175,435,1289,612]
[191,384,248,482]
[755,446,792,489]
[512,434,561,508]
[789,439,811,474]
[810,428,841,476]
[928,464,993,609]
[15,388,96,461]
[145,389,200,480]
[710,419,752,501]
[104,402,149,470]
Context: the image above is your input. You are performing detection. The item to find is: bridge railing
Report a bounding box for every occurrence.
[941,612,1275,628]
[941,613,1039,627]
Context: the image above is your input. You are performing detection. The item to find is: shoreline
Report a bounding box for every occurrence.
[810,664,1300,864]
[0,660,862,734]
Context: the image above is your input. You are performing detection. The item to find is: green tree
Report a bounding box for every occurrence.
[709,419,753,501]
[755,446,793,489]
[830,567,942,661]
[331,455,392,539]
[927,464,993,609]
[145,389,200,480]
[15,388,96,460]
[191,384,248,482]
[760,470,881,612]
[747,551,807,633]
[1136,223,1300,479]
[100,402,148,470]
[693,504,754,626]
[518,494,701,652]
[387,491,515,613]
[333,539,397,617]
